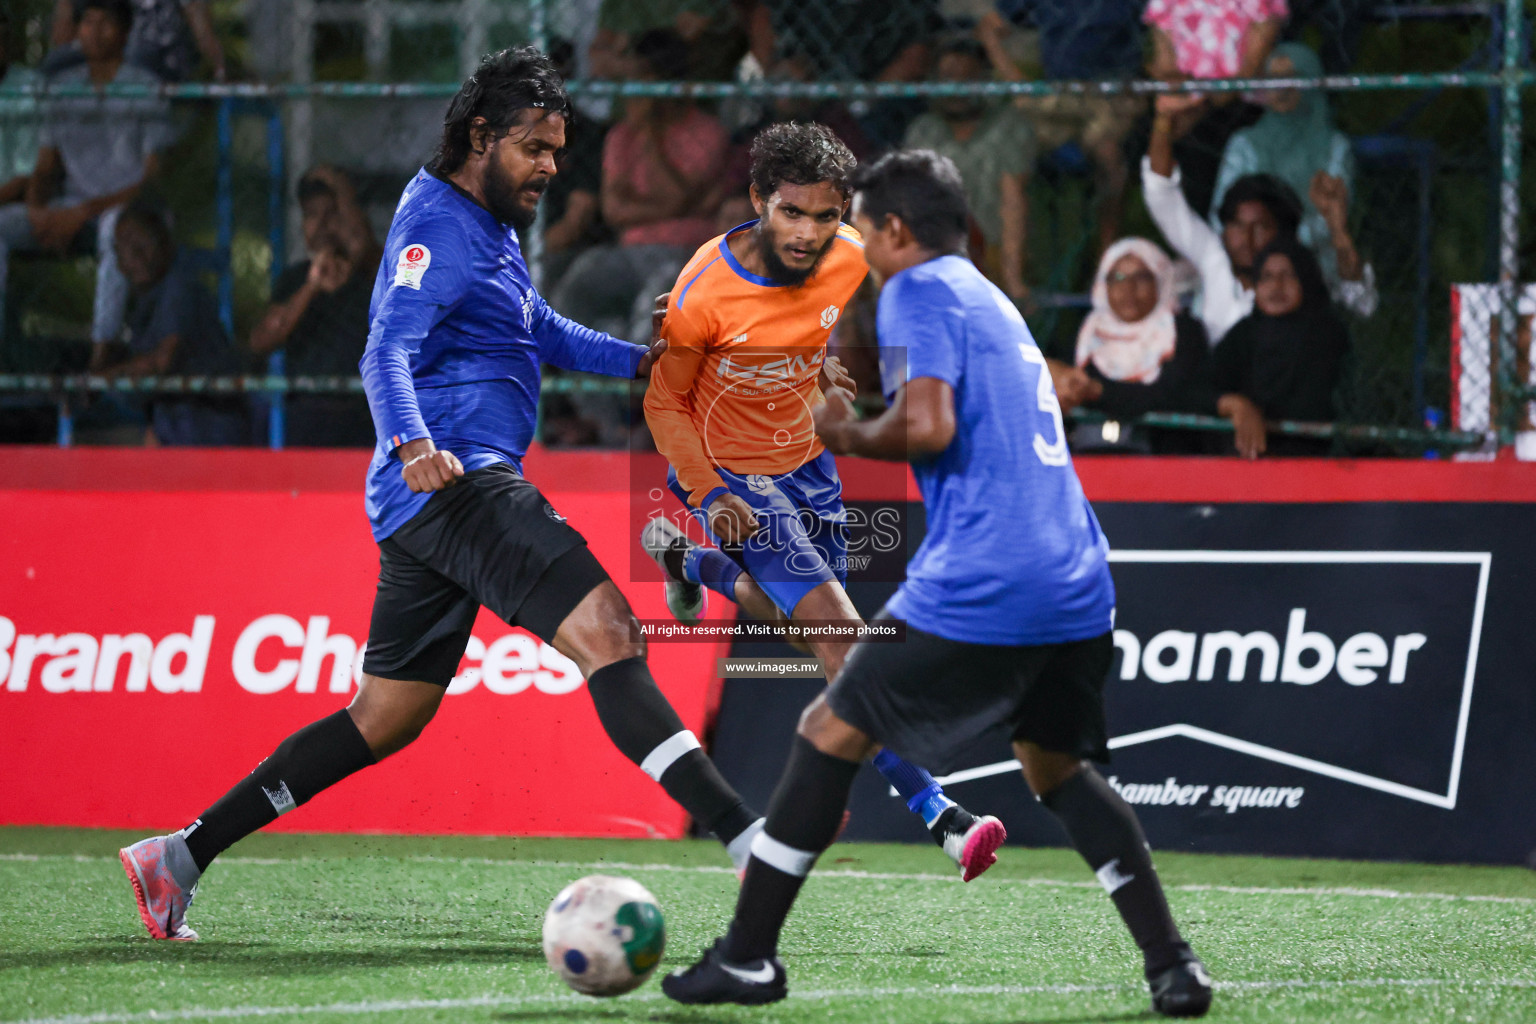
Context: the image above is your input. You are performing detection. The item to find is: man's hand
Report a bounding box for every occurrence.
[1218,393,1267,459]
[308,249,350,293]
[636,336,668,378]
[397,438,465,492]
[1047,358,1100,413]
[819,355,857,400]
[707,492,759,544]
[650,292,670,343]
[1309,172,1349,233]
[812,386,857,454]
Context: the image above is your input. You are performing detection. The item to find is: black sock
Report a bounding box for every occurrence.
[723,735,860,963]
[181,709,376,872]
[1039,767,1185,975]
[587,656,756,844]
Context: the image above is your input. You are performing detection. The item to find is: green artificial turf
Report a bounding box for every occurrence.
[2,827,1533,1023]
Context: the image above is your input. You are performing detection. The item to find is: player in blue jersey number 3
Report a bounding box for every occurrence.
[663,151,1213,1018]
[116,48,763,942]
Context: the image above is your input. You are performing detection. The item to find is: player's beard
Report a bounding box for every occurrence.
[757,227,833,287]
[484,160,543,233]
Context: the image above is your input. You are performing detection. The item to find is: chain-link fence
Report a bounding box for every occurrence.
[0,0,1529,454]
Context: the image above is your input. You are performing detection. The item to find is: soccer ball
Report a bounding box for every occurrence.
[542,875,666,997]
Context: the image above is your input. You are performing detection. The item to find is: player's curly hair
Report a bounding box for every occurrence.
[749,122,857,201]
[431,46,572,175]
[850,149,970,254]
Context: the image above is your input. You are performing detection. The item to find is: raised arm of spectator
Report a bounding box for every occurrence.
[532,292,646,377]
[184,1,228,80]
[999,171,1028,301]
[1237,16,1285,82]
[48,0,74,48]
[1146,26,1181,81]
[1144,96,1223,268]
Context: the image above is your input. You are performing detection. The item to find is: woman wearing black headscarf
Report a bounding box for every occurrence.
[1209,236,1349,457]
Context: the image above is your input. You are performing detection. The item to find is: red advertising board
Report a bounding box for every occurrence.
[0,447,728,838]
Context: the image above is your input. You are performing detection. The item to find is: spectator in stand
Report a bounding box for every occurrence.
[47,0,226,82]
[1143,93,1376,345]
[1209,236,1348,458]
[903,37,1034,301]
[95,202,245,445]
[1143,0,1287,217]
[749,0,941,145]
[249,167,378,447]
[589,0,746,84]
[550,29,727,345]
[0,0,170,359]
[1209,42,1374,315]
[1050,238,1213,453]
[975,0,1145,255]
[0,12,39,210]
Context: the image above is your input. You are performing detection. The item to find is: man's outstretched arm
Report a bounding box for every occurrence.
[812,377,955,463]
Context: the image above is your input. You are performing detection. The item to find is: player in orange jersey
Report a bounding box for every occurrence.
[640,123,1005,879]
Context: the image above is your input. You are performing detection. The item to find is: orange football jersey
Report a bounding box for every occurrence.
[645,221,868,507]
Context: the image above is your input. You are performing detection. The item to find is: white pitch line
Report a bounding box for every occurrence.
[4,978,1535,1024]
[5,852,1535,906]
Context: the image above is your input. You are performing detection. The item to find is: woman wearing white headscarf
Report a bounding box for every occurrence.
[1060,238,1213,452]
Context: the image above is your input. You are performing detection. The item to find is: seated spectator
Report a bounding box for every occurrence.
[975,1,1145,254]
[0,0,169,356]
[903,37,1035,301]
[94,202,245,445]
[550,29,727,345]
[1143,0,1288,217]
[749,0,941,145]
[0,11,39,210]
[1052,238,1212,453]
[248,167,377,447]
[589,0,745,84]
[1209,42,1374,315]
[1143,93,1376,344]
[47,0,226,82]
[1209,236,1347,458]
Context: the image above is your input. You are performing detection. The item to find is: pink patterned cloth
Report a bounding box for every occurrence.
[1144,0,1289,79]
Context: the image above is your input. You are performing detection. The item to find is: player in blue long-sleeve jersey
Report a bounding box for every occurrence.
[663,151,1213,1017]
[117,48,761,942]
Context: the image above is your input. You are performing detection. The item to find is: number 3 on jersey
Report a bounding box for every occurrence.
[1018,344,1069,467]
[990,286,1068,467]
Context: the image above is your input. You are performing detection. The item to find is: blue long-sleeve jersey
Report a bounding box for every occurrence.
[360,169,645,540]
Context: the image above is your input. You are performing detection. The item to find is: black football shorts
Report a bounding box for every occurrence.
[826,612,1115,773]
[360,463,610,686]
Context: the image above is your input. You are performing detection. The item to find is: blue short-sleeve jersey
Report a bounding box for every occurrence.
[360,169,645,540]
[877,255,1115,646]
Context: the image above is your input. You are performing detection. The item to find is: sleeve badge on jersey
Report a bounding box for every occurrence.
[394,243,432,290]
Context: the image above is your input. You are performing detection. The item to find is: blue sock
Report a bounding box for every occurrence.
[684,545,743,603]
[872,748,956,828]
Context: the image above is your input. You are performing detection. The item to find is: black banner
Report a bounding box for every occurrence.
[708,501,1536,864]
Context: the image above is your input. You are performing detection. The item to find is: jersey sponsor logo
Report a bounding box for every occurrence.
[394,243,432,290]
[544,503,566,523]
[819,305,840,329]
[716,351,824,389]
